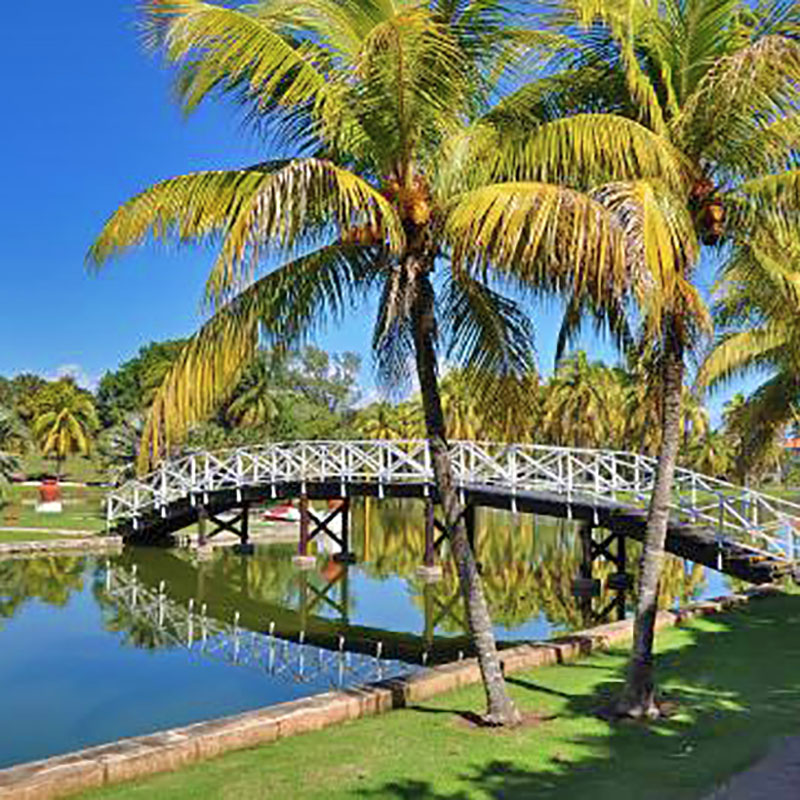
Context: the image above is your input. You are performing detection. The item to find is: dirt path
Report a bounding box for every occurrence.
[705,736,800,799]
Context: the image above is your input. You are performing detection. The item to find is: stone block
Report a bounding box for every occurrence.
[415,565,443,583]
[98,731,196,784]
[188,715,279,761]
[0,758,105,800]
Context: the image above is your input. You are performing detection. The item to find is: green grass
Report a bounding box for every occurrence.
[18,452,105,484]
[0,529,64,543]
[79,594,800,800]
[0,485,106,533]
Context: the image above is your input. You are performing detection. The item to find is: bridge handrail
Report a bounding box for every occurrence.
[106,440,800,564]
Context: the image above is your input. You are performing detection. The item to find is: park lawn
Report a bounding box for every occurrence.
[80,593,800,800]
[18,452,105,484]
[0,485,106,533]
[0,530,65,543]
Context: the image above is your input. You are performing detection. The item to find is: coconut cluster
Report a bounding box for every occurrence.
[690,178,725,245]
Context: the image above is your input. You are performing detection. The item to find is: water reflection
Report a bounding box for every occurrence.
[0,504,736,769]
[76,500,720,663]
[0,502,727,662]
[0,555,87,624]
[352,499,711,634]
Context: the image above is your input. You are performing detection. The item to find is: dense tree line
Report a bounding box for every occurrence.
[0,343,363,486]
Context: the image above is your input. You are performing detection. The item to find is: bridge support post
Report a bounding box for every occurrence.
[195,507,214,560]
[197,507,207,547]
[293,494,316,570]
[233,502,255,555]
[330,499,356,564]
[417,497,443,582]
[573,523,598,624]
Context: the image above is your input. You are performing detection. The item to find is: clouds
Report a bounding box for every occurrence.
[51,364,99,392]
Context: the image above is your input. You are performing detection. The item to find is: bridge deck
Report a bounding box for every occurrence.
[107,441,800,585]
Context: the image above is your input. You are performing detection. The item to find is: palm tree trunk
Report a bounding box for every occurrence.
[410,268,520,727]
[617,324,684,719]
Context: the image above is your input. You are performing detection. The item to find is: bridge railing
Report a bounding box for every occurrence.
[106,440,800,564]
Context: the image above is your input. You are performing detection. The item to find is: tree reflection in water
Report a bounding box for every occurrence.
[351,499,708,635]
[81,497,712,658]
[0,555,87,625]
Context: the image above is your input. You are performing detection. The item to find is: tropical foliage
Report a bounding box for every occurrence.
[31,381,100,478]
[537,0,800,717]
[0,408,28,494]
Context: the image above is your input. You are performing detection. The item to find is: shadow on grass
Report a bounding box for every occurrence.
[359,594,800,800]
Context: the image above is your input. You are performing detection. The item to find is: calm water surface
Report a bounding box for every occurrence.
[0,502,733,768]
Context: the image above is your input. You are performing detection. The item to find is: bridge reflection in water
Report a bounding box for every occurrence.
[103,565,417,687]
[95,501,721,666]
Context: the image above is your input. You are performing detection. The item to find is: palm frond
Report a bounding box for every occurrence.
[488,114,691,190]
[88,159,403,303]
[140,243,382,465]
[590,180,707,332]
[445,182,629,304]
[699,325,793,390]
[143,0,328,115]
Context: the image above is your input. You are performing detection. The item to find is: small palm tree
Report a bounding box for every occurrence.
[541,352,617,448]
[355,402,403,441]
[87,0,670,724]
[225,350,291,430]
[0,407,28,495]
[32,394,98,479]
[440,371,485,440]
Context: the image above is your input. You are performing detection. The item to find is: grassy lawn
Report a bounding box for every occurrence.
[0,485,106,533]
[0,530,65,543]
[79,593,800,800]
[18,452,106,484]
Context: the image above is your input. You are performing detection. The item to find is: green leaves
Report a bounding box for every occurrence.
[446,181,628,302]
[143,0,327,115]
[88,159,404,304]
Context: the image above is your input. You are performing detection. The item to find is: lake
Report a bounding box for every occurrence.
[0,500,734,768]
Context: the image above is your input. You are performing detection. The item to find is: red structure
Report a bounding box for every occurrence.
[38,478,61,504]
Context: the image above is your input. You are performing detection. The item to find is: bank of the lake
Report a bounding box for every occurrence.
[76,592,800,800]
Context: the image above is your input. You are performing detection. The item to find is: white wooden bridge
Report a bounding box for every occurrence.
[106,441,800,583]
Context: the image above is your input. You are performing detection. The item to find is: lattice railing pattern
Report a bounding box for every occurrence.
[104,565,415,685]
[106,441,800,565]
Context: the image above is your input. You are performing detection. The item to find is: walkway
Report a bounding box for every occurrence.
[106,441,800,583]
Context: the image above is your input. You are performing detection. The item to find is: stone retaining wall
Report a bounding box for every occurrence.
[0,586,780,800]
[0,537,123,559]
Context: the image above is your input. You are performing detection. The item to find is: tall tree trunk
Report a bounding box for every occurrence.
[617,323,685,719]
[410,269,520,727]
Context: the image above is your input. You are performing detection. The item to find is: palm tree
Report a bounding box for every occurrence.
[540,352,618,448]
[225,350,291,430]
[86,0,678,725]
[355,402,403,441]
[32,392,98,479]
[440,370,485,440]
[701,229,800,483]
[686,430,733,478]
[548,0,800,717]
[0,407,28,495]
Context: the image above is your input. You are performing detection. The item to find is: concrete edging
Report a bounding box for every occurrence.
[0,585,781,800]
[0,537,123,559]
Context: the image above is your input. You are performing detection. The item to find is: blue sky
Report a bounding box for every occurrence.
[0,1,746,422]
